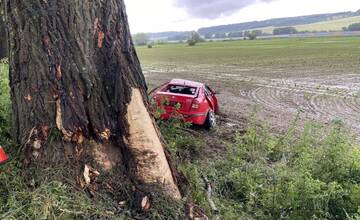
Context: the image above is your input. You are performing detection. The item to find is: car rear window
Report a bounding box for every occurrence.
[165,85,197,95]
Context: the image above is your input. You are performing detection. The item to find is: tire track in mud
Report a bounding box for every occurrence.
[144,67,360,137]
[244,85,360,131]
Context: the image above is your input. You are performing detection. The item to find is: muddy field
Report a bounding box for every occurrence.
[137,37,360,141]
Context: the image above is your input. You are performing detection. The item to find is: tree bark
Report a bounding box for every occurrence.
[6,0,180,200]
[0,1,8,59]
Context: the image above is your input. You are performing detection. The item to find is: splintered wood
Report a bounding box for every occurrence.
[126,88,181,199]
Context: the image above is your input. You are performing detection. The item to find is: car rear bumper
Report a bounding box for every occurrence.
[161,111,207,125]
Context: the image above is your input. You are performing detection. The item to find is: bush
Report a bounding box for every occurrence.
[156,102,360,219]
[187,31,204,46]
[187,40,195,46]
[204,119,360,219]
[244,31,258,40]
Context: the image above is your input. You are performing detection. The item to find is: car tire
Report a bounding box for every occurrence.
[204,110,216,130]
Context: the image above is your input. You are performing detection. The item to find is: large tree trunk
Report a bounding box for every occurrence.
[0,2,7,59]
[6,0,181,200]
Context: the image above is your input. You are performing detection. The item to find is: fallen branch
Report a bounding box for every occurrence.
[203,177,219,214]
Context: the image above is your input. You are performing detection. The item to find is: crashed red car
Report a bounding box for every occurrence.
[152,79,219,129]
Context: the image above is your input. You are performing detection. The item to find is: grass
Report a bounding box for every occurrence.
[137,36,360,75]
[138,36,360,97]
[0,61,11,147]
[203,119,360,219]
[156,110,360,219]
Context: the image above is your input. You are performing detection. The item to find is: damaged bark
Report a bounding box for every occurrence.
[6,0,180,200]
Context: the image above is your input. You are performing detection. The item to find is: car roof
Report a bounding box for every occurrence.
[169,79,204,88]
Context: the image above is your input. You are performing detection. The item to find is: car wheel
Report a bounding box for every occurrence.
[204,110,216,130]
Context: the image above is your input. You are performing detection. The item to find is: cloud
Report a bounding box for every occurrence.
[174,0,274,19]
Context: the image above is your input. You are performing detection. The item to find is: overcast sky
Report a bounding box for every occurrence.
[124,0,360,33]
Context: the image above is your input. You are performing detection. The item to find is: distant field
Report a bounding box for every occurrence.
[137,36,360,136]
[138,36,360,75]
[251,16,360,34]
[296,16,360,31]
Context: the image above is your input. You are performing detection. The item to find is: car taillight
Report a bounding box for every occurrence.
[192,100,199,109]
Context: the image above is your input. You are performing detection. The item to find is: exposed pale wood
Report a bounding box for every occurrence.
[126,88,181,199]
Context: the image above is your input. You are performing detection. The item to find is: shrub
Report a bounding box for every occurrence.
[187,40,196,46]
[205,119,360,219]
[187,31,204,46]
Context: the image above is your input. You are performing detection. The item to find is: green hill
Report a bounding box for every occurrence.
[253,16,360,34]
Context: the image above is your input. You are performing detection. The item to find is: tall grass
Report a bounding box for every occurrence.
[0,61,11,148]
[205,119,360,219]
[162,115,360,219]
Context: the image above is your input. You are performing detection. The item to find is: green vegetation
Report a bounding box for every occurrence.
[345,23,360,31]
[244,30,259,40]
[2,35,360,219]
[137,36,360,219]
[273,26,298,35]
[156,110,360,219]
[0,60,11,146]
[137,37,360,75]
[201,118,360,219]
[187,31,204,46]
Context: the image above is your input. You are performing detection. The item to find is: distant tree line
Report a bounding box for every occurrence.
[204,30,262,40]
[134,20,360,46]
[244,30,262,40]
[273,27,298,35]
[198,11,360,36]
[343,23,360,31]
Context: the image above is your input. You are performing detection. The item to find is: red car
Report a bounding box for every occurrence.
[152,79,219,129]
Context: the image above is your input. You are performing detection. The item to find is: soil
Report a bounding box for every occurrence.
[145,67,360,144]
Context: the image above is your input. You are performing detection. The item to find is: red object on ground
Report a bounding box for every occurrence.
[152,79,219,129]
[0,146,9,165]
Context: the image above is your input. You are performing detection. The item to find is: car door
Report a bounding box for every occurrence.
[204,85,219,113]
